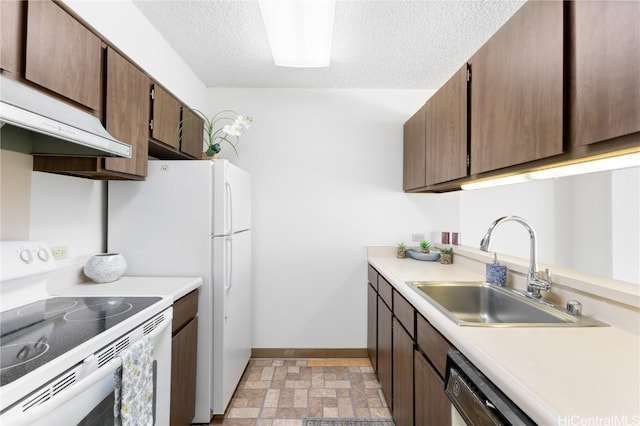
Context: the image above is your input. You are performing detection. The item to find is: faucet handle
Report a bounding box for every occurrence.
[540,268,552,292]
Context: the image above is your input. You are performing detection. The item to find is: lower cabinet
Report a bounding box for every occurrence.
[367,282,378,372]
[414,350,451,426]
[367,264,455,426]
[170,290,199,426]
[377,297,393,410]
[393,318,414,426]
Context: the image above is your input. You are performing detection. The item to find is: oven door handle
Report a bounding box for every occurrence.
[1,357,122,425]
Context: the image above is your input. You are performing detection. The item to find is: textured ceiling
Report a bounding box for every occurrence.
[132,0,526,89]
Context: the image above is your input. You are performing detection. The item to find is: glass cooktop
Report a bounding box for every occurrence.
[0,296,161,387]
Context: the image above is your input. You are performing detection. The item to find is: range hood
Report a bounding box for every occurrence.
[0,75,131,158]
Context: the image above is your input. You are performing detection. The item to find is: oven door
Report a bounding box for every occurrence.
[0,310,172,426]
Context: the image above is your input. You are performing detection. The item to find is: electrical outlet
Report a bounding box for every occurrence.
[51,246,68,260]
[412,233,425,242]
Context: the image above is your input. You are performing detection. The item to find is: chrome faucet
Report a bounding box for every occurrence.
[479,216,552,299]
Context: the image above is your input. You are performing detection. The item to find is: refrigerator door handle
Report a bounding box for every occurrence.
[225,181,233,235]
[224,236,232,320]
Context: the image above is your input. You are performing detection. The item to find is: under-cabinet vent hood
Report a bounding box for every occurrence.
[0,75,131,158]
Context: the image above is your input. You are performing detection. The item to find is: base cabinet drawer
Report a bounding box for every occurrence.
[417,314,451,378]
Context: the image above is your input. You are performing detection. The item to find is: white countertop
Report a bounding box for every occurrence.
[368,250,640,425]
[51,276,203,302]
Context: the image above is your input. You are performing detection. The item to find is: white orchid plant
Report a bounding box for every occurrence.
[179,109,253,157]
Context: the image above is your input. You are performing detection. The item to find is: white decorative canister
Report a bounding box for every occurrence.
[83,253,127,283]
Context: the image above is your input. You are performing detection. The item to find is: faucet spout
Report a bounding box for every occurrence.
[479,216,551,298]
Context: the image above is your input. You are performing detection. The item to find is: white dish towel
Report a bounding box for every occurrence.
[114,336,154,426]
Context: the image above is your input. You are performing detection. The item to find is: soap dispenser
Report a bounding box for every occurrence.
[486,253,507,287]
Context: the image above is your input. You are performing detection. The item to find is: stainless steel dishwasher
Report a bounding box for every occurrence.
[444,349,536,426]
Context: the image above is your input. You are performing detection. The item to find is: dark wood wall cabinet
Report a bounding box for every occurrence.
[2,0,205,180]
[103,48,151,178]
[25,1,102,112]
[404,0,640,193]
[367,264,452,426]
[149,85,204,160]
[0,1,25,75]
[569,1,640,148]
[403,105,426,191]
[171,289,199,426]
[179,107,206,159]
[425,65,469,186]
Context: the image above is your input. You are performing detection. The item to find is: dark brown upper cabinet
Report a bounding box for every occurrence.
[25,1,102,112]
[104,48,150,178]
[425,65,468,186]
[403,104,426,191]
[179,107,205,159]
[0,0,25,75]
[150,84,181,149]
[569,1,640,148]
[469,0,564,175]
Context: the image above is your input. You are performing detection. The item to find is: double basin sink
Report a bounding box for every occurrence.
[408,281,607,327]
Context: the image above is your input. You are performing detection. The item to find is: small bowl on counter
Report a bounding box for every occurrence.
[83,253,127,283]
[407,248,441,262]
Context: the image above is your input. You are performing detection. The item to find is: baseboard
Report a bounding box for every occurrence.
[251,348,368,358]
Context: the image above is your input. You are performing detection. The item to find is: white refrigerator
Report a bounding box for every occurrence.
[107,160,252,423]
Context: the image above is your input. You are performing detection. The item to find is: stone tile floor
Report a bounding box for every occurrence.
[210,358,392,426]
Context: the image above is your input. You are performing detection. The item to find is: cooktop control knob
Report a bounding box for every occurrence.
[37,248,50,262]
[19,249,34,264]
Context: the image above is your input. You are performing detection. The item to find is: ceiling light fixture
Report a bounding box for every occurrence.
[258,0,336,68]
[461,151,640,191]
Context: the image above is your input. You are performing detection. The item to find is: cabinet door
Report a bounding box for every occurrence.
[377,297,393,410]
[151,84,181,149]
[367,283,378,372]
[180,107,205,159]
[415,350,451,426]
[25,1,102,111]
[104,48,150,177]
[393,318,414,426]
[470,0,564,174]
[0,0,25,74]
[403,104,426,191]
[171,317,198,426]
[426,65,468,185]
[570,1,640,147]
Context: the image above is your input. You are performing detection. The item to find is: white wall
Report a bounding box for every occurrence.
[0,151,32,240]
[0,151,104,261]
[459,179,556,262]
[205,88,448,348]
[611,167,640,283]
[459,168,640,283]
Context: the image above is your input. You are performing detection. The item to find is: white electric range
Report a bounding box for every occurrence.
[0,241,172,425]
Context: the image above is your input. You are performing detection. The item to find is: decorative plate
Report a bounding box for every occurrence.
[407,248,441,262]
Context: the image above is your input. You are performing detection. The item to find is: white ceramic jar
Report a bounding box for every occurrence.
[83,253,127,283]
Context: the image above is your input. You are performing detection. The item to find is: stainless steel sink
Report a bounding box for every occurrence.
[408,281,608,327]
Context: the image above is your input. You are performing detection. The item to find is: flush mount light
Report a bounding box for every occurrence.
[528,152,640,180]
[460,173,532,191]
[461,151,640,190]
[258,0,336,68]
